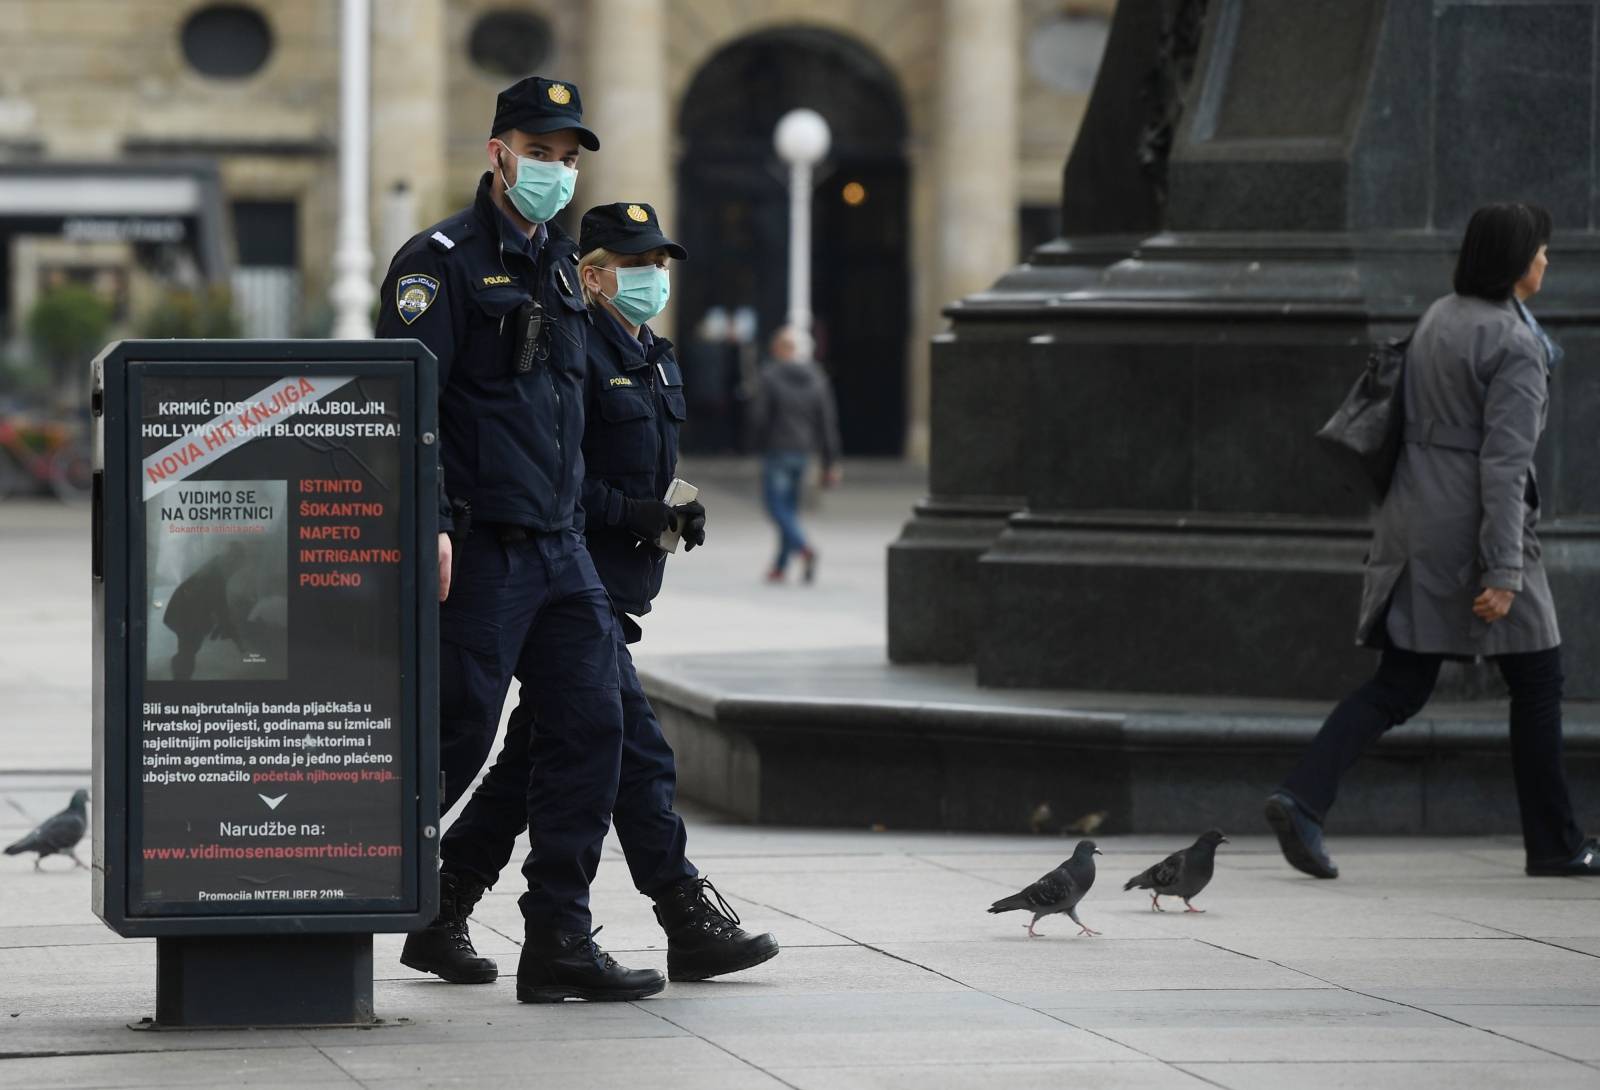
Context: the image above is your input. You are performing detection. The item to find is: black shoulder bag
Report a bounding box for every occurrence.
[1314,334,1409,499]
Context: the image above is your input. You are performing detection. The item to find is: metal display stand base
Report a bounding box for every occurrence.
[154,934,375,1028]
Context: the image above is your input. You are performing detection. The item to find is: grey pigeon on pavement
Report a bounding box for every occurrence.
[5,789,88,870]
[1123,828,1227,912]
[987,839,1102,937]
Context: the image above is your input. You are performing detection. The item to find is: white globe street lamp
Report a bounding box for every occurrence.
[773,108,831,361]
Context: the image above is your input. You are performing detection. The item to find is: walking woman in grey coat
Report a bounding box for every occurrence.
[1267,203,1598,880]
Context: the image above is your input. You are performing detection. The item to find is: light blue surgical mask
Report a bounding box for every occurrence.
[496,141,576,224]
[604,265,671,325]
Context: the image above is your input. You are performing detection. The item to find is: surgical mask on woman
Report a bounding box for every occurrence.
[602,265,671,325]
[495,141,576,223]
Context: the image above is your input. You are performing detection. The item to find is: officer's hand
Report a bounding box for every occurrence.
[673,500,707,551]
[438,532,453,602]
[1474,586,1514,623]
[622,498,676,542]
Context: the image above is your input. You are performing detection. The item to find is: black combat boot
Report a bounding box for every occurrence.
[399,871,498,983]
[516,926,666,1003]
[652,876,780,982]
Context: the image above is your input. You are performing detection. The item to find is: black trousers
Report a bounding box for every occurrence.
[1280,646,1584,864]
[440,613,695,914]
[435,529,624,932]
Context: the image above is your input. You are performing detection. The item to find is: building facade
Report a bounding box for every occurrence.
[0,0,1112,453]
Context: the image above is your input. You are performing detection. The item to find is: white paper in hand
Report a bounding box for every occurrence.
[656,478,699,553]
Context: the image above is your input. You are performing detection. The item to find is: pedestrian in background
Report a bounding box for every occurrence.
[1266,202,1598,880]
[748,325,841,583]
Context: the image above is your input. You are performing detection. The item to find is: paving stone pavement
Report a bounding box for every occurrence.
[3,471,1599,1089]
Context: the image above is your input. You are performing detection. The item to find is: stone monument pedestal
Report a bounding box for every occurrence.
[891,0,1600,701]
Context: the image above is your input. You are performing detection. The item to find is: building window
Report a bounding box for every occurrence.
[468,10,553,78]
[181,4,273,79]
[231,200,299,338]
[1027,10,1110,94]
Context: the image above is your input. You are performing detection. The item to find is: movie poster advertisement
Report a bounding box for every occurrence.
[133,370,412,912]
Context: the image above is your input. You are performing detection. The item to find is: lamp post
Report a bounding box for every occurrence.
[773,108,830,361]
[331,0,374,339]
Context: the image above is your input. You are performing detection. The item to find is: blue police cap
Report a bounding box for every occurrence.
[579,203,688,260]
[490,76,599,151]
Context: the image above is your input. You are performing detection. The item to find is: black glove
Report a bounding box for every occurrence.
[673,500,707,551]
[621,497,675,542]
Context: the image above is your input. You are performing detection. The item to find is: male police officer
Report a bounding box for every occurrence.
[410,203,781,989]
[376,77,663,1002]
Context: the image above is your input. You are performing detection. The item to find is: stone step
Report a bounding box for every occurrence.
[640,648,1600,837]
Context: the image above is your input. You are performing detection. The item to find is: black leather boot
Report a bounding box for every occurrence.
[516,926,666,1003]
[652,876,780,982]
[400,871,498,983]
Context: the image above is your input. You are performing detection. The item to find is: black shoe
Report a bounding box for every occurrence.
[400,871,498,984]
[799,547,818,584]
[1264,793,1339,879]
[516,926,666,1003]
[652,876,780,982]
[1526,838,1600,876]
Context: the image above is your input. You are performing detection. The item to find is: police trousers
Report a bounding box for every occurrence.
[437,526,623,932]
[440,613,696,915]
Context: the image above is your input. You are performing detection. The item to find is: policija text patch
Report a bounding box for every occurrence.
[396,274,440,326]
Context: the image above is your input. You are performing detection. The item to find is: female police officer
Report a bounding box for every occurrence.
[379,78,665,1002]
[413,203,780,993]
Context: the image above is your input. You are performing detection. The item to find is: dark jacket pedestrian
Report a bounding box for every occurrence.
[749,337,842,467]
[748,326,841,582]
[1268,202,1597,880]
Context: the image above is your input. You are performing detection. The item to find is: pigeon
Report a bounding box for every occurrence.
[5,789,88,870]
[987,839,1101,937]
[1028,802,1054,835]
[1123,828,1227,912]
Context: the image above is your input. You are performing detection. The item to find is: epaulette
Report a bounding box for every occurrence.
[426,215,477,253]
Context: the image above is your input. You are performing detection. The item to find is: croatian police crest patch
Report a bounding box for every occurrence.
[396,273,439,326]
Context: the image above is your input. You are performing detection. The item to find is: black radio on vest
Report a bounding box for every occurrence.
[513,300,544,373]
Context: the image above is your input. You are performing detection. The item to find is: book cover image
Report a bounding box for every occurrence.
[144,480,288,682]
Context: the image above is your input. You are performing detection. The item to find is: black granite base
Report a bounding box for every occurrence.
[886,499,1015,664]
[642,649,1600,837]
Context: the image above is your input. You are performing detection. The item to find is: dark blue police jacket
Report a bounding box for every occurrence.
[375,173,588,532]
[580,308,686,616]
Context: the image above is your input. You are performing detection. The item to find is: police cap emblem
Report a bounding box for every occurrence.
[547,82,572,105]
[626,204,649,223]
[396,273,440,326]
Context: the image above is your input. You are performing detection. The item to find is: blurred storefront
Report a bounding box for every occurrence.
[1,0,1113,455]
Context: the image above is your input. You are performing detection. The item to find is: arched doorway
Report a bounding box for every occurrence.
[677,27,910,456]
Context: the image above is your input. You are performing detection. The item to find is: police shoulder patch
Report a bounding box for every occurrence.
[396,273,440,326]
